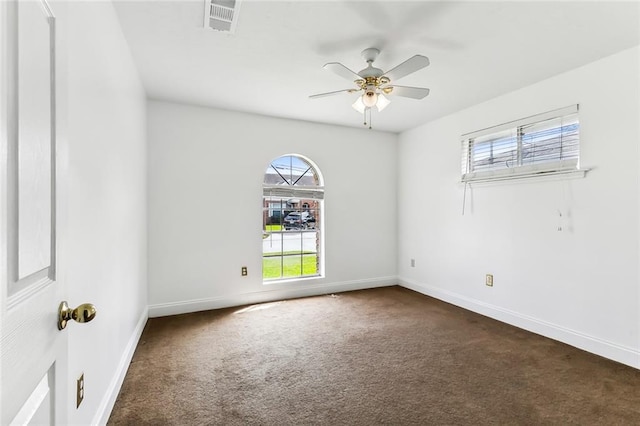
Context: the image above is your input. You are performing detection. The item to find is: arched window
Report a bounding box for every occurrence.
[263,155,323,281]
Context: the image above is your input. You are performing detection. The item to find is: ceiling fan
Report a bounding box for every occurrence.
[310,48,430,128]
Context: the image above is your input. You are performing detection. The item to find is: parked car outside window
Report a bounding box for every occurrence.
[283,211,315,230]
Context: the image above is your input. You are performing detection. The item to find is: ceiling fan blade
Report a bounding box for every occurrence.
[309,89,358,99]
[383,85,430,100]
[323,62,361,82]
[383,55,430,82]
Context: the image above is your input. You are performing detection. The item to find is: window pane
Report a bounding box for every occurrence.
[521,115,579,166]
[471,129,518,172]
[264,155,319,186]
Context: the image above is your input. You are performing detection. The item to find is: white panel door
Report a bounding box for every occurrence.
[1,1,70,424]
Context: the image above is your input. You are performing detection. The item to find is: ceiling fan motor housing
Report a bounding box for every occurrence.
[358,64,384,78]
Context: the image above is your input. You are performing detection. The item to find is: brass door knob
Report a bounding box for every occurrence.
[58,301,97,330]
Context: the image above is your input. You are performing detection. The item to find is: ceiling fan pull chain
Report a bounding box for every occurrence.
[368,109,372,130]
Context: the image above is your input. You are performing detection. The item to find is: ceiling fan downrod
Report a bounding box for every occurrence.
[361,47,380,64]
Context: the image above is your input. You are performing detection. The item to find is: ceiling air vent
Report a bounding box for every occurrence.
[204,0,242,34]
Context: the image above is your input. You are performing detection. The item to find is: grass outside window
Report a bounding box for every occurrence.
[263,253,317,279]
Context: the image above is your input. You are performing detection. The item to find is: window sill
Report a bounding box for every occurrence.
[263,275,324,285]
[461,168,589,185]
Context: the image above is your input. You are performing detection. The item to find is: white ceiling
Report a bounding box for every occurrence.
[113,1,640,133]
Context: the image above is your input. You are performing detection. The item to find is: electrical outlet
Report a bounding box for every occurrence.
[241,266,247,276]
[76,373,84,408]
[410,259,416,267]
[485,274,493,287]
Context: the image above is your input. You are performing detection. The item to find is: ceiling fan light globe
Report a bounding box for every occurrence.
[362,91,378,108]
[376,93,391,112]
[352,96,366,114]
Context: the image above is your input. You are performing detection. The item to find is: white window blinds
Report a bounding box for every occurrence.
[462,105,580,182]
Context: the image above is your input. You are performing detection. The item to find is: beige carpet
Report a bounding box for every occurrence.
[108,286,640,425]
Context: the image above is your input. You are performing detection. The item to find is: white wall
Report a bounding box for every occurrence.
[147,101,397,316]
[62,2,147,424]
[398,46,640,368]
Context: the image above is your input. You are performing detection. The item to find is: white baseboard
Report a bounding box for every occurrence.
[93,306,148,426]
[399,277,640,370]
[148,276,396,318]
